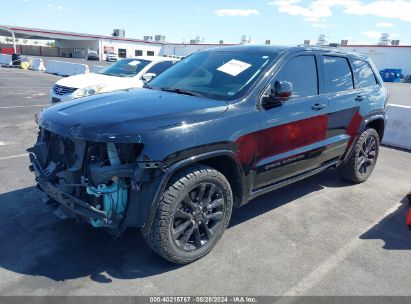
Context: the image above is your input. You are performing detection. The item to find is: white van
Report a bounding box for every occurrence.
[50,56,178,103]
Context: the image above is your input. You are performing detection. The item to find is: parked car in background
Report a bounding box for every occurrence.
[31,45,387,264]
[86,50,99,61]
[106,51,119,62]
[50,56,178,103]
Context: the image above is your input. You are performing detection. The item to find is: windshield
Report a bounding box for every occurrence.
[99,58,151,77]
[147,51,278,101]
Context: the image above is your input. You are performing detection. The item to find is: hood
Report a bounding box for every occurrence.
[56,73,140,90]
[39,88,229,142]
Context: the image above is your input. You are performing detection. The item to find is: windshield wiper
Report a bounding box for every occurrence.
[143,84,160,90]
[160,87,203,98]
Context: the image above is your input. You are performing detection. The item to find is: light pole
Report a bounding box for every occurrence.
[11,30,16,53]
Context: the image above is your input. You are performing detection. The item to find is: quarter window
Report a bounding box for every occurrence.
[352,60,378,88]
[322,56,353,93]
[275,55,318,97]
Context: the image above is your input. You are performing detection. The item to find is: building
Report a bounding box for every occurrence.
[1,25,411,76]
[312,33,411,76]
[0,24,235,59]
[340,45,411,76]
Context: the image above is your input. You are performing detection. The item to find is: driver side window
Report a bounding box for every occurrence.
[275,55,318,98]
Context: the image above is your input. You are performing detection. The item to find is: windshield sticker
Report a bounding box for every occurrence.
[217,59,251,76]
[128,60,141,66]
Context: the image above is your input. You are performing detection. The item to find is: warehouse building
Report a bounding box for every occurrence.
[341,45,411,76]
[0,25,410,76]
[0,24,232,60]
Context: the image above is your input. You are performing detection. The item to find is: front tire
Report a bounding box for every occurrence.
[142,165,233,264]
[338,128,380,183]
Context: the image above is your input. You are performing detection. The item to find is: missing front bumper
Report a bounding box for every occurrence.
[37,179,110,224]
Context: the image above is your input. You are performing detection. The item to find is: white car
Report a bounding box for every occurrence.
[105,51,118,62]
[50,56,178,104]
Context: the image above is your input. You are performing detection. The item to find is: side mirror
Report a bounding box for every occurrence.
[262,80,293,109]
[142,73,157,82]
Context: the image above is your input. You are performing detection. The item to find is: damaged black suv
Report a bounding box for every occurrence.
[29,45,387,264]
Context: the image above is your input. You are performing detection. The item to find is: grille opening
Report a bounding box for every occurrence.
[53,84,78,96]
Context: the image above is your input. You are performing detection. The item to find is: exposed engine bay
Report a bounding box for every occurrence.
[28,127,163,231]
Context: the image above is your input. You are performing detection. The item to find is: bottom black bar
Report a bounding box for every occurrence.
[1,296,411,304]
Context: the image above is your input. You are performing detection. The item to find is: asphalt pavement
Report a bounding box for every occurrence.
[0,67,410,296]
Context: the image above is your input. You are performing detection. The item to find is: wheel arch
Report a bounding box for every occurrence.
[142,150,245,231]
[364,116,385,142]
[340,112,386,165]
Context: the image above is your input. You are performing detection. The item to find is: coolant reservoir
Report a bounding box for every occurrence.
[86,143,128,227]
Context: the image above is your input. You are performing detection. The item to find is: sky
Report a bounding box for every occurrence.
[2,0,411,45]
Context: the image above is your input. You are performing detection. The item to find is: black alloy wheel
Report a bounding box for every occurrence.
[172,182,224,251]
[356,136,377,177]
[142,165,233,264]
[338,128,380,183]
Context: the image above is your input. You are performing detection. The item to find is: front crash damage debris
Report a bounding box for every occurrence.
[86,179,128,227]
[28,128,166,232]
[86,143,128,228]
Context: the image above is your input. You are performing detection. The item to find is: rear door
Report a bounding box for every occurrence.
[319,54,368,154]
[350,59,385,114]
[253,53,330,189]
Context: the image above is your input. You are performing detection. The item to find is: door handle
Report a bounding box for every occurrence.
[355,96,365,102]
[312,103,327,111]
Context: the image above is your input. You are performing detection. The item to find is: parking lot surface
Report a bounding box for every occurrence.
[385,82,411,107]
[0,68,411,296]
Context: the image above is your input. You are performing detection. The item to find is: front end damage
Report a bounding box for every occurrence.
[28,127,165,233]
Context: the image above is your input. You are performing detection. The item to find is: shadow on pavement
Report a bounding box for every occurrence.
[360,196,411,250]
[0,169,357,283]
[229,168,352,228]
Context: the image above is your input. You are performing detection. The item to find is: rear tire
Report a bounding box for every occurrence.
[338,128,380,183]
[142,165,233,264]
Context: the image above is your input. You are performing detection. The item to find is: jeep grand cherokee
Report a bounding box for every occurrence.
[29,45,387,264]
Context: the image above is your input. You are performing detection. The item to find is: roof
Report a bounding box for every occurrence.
[205,45,291,53]
[0,24,237,46]
[198,44,373,61]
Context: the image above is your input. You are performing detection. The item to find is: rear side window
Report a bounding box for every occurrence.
[322,56,353,93]
[275,55,318,97]
[352,60,378,88]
